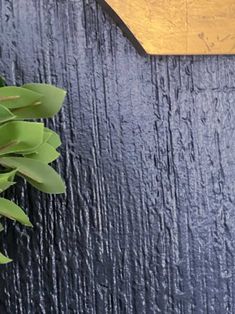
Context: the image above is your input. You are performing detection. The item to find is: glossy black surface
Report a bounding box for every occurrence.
[0,1,235,313]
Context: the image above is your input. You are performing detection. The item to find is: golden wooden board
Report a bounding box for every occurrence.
[104,0,235,55]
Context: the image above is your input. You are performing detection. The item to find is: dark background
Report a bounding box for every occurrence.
[0,0,235,313]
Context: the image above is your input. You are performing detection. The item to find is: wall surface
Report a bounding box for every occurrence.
[0,0,235,313]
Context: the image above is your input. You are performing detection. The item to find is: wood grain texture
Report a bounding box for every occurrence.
[0,0,235,313]
[105,0,235,55]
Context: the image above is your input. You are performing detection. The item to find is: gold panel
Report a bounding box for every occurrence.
[105,0,235,55]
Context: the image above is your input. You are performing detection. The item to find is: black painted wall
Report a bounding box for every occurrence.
[0,0,235,313]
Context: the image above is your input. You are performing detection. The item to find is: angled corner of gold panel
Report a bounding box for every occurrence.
[104,0,235,55]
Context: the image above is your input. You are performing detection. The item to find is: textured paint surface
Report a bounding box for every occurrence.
[0,0,235,313]
[105,0,235,55]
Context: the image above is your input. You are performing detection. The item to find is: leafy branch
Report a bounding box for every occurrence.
[0,77,66,263]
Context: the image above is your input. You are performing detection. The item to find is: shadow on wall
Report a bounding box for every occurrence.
[97,0,146,55]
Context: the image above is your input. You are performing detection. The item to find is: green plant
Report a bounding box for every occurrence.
[0,77,66,263]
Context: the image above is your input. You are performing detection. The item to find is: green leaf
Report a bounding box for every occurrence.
[26,143,60,164]
[0,80,66,264]
[0,121,44,155]
[14,84,66,118]
[0,86,42,109]
[44,128,61,149]
[0,170,17,193]
[0,251,12,264]
[43,129,52,143]
[0,157,65,194]
[0,223,4,232]
[0,197,32,226]
[0,105,16,123]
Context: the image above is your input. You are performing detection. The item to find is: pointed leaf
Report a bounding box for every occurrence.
[0,251,12,264]
[0,157,65,194]
[26,143,60,164]
[0,86,42,109]
[0,105,16,123]
[0,121,44,155]
[44,128,61,149]
[0,197,32,226]
[15,84,66,118]
[0,170,17,193]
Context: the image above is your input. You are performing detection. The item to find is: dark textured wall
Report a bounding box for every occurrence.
[0,0,235,313]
